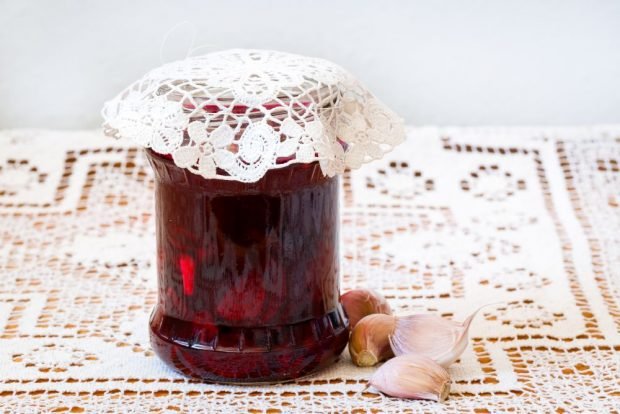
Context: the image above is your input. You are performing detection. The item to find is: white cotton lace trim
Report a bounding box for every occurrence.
[102,49,405,182]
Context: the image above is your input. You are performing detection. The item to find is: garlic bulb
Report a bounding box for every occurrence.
[349,314,396,367]
[389,308,482,368]
[368,354,450,401]
[341,288,392,328]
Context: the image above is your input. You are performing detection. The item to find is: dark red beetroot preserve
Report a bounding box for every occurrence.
[146,150,349,383]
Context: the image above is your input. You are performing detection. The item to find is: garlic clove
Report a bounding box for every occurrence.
[388,307,484,368]
[349,313,396,367]
[368,354,450,402]
[341,288,392,328]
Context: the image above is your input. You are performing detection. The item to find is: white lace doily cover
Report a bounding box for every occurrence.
[102,49,405,182]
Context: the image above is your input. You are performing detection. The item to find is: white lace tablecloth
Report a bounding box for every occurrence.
[1,127,619,413]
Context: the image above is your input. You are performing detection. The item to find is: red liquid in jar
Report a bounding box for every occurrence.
[146,150,349,383]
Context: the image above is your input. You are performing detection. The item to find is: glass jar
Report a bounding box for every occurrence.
[146,150,349,383]
[102,48,405,383]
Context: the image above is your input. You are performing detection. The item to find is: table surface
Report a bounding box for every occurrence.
[0,127,619,413]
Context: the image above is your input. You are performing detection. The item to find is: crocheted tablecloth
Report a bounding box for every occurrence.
[1,127,619,413]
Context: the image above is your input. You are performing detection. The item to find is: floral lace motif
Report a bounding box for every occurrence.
[102,49,405,182]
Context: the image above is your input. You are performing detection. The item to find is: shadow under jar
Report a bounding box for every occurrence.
[147,151,350,383]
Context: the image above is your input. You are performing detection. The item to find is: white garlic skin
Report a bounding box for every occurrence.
[368,354,451,402]
[389,308,483,368]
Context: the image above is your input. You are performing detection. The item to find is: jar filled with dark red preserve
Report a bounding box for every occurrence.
[102,49,404,383]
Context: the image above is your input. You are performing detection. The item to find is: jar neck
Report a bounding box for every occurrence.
[145,149,337,195]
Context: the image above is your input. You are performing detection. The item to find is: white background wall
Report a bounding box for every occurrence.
[1,0,619,129]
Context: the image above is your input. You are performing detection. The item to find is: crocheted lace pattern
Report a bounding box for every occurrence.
[102,49,405,182]
[1,127,619,412]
